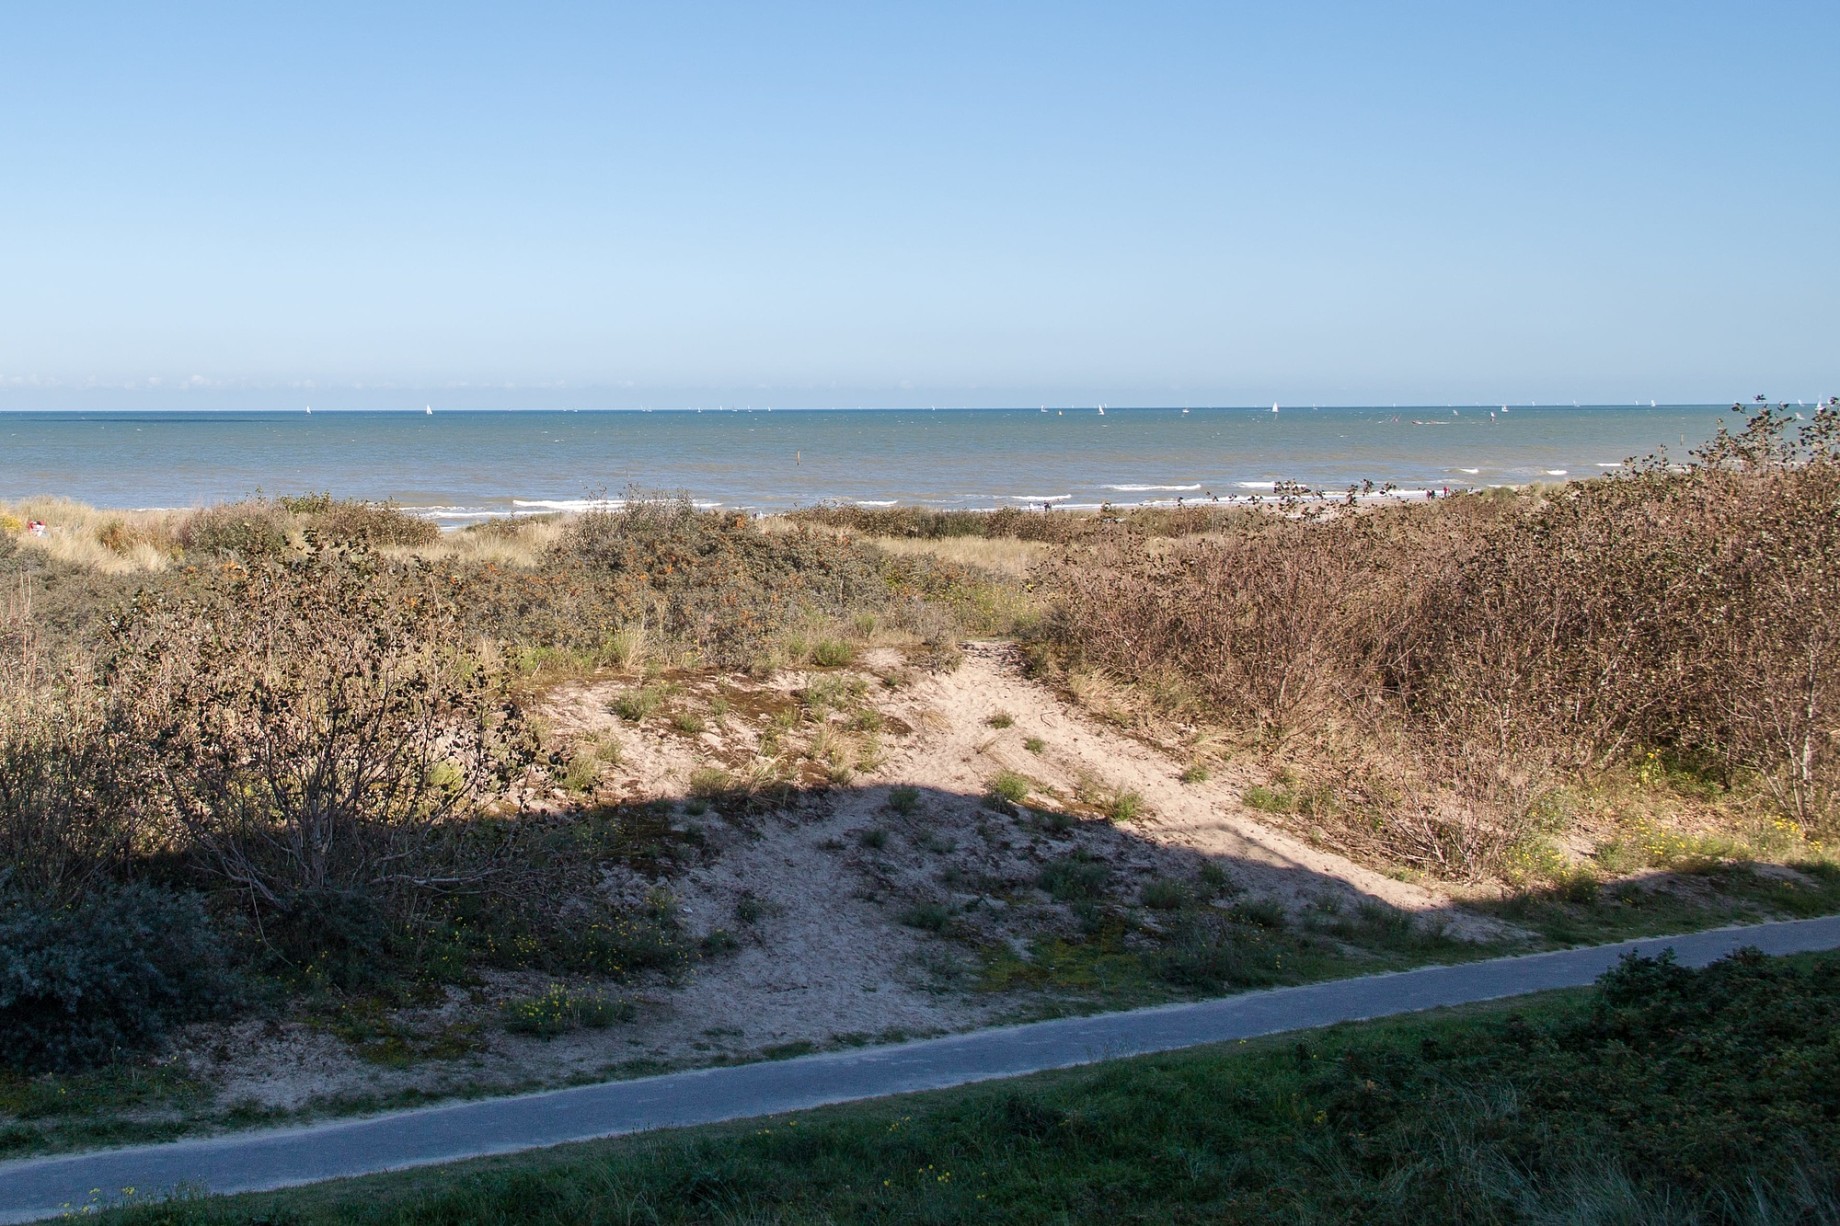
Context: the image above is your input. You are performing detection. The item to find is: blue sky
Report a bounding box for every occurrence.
[2,1,1835,408]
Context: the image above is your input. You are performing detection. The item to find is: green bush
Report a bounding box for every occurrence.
[986,771,1031,806]
[1038,856,1109,902]
[0,882,241,1072]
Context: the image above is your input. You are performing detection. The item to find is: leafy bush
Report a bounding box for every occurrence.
[0,882,240,1072]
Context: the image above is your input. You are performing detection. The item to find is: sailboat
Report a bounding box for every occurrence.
[1271,402,1279,414]
[425,404,434,416]
[1097,404,1105,416]
[304,405,311,415]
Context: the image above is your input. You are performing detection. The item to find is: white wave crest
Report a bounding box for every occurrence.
[1100,483,1201,492]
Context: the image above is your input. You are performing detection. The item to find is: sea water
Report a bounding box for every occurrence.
[0,405,1726,528]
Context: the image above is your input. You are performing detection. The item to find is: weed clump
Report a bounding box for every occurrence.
[501,985,635,1037]
[986,771,1031,807]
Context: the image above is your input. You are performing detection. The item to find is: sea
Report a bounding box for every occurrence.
[0,405,1729,529]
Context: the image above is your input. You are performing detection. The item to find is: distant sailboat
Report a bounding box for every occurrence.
[425,404,434,416]
[1097,404,1105,415]
[304,405,311,415]
[1271,402,1279,413]
[1650,399,1657,408]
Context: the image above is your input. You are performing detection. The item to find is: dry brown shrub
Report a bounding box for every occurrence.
[1038,505,1472,743]
[103,547,534,916]
[1036,403,1840,865]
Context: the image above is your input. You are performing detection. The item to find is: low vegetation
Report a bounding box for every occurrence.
[0,492,980,1080]
[1034,404,1840,881]
[3,405,1838,1186]
[95,948,1840,1225]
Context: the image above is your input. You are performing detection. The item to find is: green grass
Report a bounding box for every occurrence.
[97,949,1840,1225]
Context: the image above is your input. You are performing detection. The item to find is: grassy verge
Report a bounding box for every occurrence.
[89,947,1840,1224]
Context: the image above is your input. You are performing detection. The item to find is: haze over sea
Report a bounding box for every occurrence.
[2,405,1726,528]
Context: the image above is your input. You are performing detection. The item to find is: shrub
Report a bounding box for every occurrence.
[544,495,906,671]
[103,546,533,933]
[299,496,439,548]
[1140,878,1190,911]
[0,673,147,908]
[0,882,240,1072]
[886,786,921,815]
[1039,856,1110,902]
[986,712,1014,729]
[179,500,292,559]
[899,902,953,933]
[265,887,394,988]
[987,771,1031,806]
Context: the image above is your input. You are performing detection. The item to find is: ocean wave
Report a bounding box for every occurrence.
[1542,470,1568,477]
[514,498,625,511]
[1234,481,1276,491]
[513,497,721,511]
[1100,483,1201,492]
[1455,468,1481,475]
[997,494,1072,502]
[853,499,899,507]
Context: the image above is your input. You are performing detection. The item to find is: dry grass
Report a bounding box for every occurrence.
[861,533,1056,577]
[2,498,186,574]
[380,517,566,567]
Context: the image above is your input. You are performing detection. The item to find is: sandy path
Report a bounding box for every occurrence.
[875,642,1494,934]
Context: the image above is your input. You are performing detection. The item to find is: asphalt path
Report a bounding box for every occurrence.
[4,915,1838,1223]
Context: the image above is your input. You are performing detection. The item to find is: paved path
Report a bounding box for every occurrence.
[4,916,1838,1223]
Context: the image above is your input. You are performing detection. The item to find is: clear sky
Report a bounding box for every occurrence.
[3,1,1835,409]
